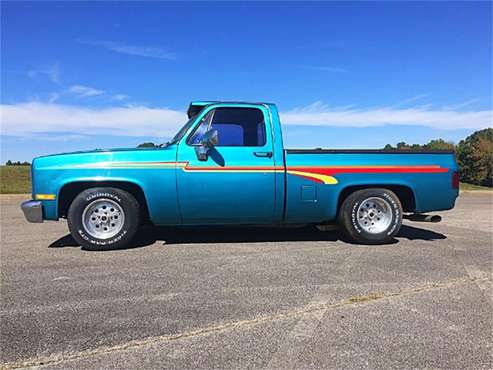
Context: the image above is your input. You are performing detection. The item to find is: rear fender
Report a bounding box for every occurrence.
[333,180,417,218]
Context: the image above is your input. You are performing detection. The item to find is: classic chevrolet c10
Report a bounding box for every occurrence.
[21,101,459,250]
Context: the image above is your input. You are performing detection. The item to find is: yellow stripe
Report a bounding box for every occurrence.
[35,194,56,200]
[287,171,338,185]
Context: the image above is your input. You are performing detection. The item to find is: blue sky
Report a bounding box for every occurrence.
[1,1,492,161]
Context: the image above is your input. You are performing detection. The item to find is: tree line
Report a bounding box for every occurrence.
[4,160,31,166]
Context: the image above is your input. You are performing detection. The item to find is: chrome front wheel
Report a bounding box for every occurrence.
[68,187,140,251]
[82,198,125,239]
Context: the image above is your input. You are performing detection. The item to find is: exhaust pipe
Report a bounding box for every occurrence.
[404,214,442,223]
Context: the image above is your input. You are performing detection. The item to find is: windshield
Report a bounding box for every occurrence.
[165,116,197,146]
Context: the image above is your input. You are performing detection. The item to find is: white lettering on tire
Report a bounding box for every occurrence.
[351,201,363,234]
[78,228,127,245]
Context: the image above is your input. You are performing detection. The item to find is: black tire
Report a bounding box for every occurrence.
[67,187,140,251]
[338,188,402,245]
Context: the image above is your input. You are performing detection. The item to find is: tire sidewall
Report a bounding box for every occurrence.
[68,188,139,250]
[344,189,402,244]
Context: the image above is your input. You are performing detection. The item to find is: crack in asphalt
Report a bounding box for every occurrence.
[2,276,489,370]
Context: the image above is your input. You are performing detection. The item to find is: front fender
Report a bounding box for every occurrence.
[41,172,180,224]
[31,146,181,223]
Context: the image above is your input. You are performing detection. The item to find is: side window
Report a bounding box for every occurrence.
[188,107,266,147]
[188,111,213,145]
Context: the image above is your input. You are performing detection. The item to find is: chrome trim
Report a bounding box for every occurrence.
[21,200,44,223]
[261,103,276,162]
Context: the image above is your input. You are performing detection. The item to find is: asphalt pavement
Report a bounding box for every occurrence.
[1,192,492,369]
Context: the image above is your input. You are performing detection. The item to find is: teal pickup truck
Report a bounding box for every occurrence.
[22,101,459,250]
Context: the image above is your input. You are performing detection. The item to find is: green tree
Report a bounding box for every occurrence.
[457,128,493,187]
[137,142,156,148]
[423,139,455,151]
[4,160,31,166]
[396,142,409,150]
[383,139,454,152]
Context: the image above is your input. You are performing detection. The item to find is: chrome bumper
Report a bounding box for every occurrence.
[21,200,43,223]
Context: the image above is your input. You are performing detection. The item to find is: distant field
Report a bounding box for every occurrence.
[0,165,491,194]
[0,166,31,194]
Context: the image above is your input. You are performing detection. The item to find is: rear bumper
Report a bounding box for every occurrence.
[21,200,43,223]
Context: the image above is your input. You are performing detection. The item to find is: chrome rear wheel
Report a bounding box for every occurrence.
[338,188,403,245]
[356,197,393,234]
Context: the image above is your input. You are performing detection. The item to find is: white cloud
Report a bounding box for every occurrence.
[0,101,491,139]
[46,86,129,103]
[111,94,130,101]
[444,98,481,110]
[27,64,61,84]
[23,133,88,142]
[0,102,184,137]
[392,93,430,107]
[68,85,105,97]
[48,93,61,104]
[78,40,176,60]
[282,101,492,130]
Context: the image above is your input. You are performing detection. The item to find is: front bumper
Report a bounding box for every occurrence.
[21,200,43,223]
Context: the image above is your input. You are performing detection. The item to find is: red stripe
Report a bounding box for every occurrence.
[288,166,448,175]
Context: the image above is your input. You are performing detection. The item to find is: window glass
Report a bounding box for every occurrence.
[211,108,266,146]
[188,107,266,146]
[188,111,213,145]
[211,124,244,146]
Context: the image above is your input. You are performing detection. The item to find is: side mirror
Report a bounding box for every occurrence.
[195,129,219,161]
[201,129,219,148]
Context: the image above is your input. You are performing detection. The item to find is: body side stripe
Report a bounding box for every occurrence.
[64,161,448,185]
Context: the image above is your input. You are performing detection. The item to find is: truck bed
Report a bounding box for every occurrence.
[283,149,458,223]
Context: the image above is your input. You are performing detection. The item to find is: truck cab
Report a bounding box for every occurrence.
[175,102,285,224]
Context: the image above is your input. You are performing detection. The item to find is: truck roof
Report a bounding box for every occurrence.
[187,100,275,118]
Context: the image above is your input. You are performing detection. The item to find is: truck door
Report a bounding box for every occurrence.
[176,105,277,224]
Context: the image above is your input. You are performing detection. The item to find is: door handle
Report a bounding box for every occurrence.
[254,151,273,158]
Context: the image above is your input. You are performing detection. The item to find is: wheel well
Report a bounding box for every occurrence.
[337,184,416,214]
[58,181,150,222]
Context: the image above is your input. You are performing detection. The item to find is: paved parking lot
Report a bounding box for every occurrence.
[1,192,492,369]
